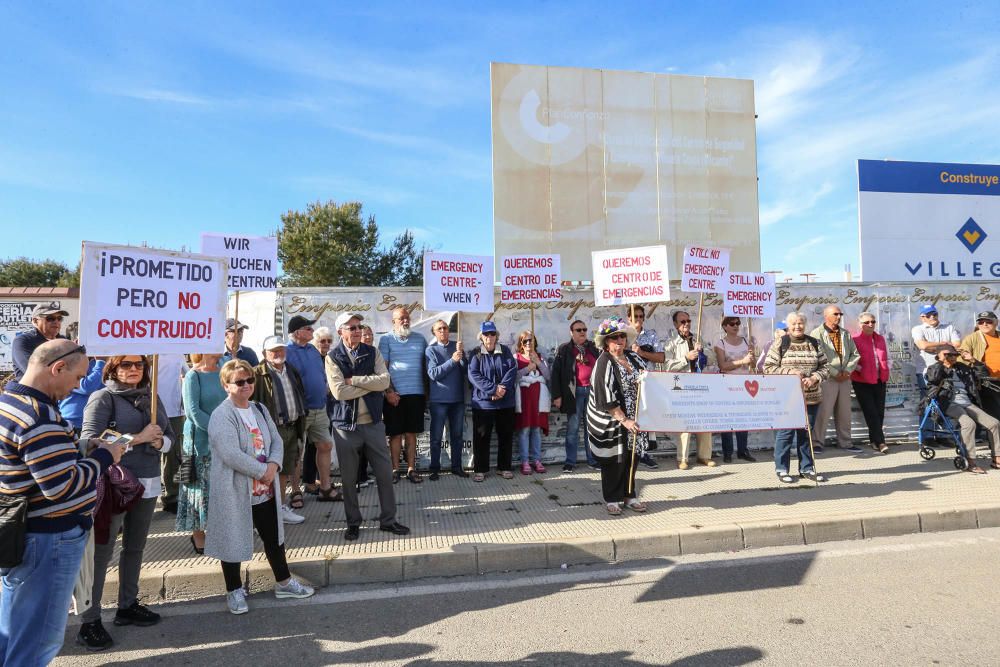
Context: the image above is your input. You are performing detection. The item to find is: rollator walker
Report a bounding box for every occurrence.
[916,398,969,470]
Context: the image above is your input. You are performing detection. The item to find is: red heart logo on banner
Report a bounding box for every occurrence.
[744,380,759,397]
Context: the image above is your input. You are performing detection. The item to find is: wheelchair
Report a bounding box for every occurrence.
[917,398,971,471]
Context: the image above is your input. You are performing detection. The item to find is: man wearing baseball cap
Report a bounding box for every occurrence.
[221,318,259,366]
[11,302,69,380]
[911,304,962,442]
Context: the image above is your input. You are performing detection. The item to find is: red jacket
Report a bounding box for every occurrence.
[850,332,890,384]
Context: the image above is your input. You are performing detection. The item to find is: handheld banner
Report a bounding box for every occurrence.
[638,372,807,432]
[78,242,228,355]
[200,233,278,291]
[423,252,494,312]
[681,245,730,293]
[591,245,670,306]
[499,254,561,302]
[722,271,775,318]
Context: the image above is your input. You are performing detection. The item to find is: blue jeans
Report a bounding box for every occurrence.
[518,427,542,463]
[774,404,819,475]
[565,386,596,465]
[721,431,749,457]
[1,524,89,667]
[429,401,465,472]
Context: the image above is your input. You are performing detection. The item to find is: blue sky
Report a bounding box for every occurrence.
[2,2,999,282]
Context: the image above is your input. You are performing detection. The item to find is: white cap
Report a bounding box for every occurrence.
[334,312,364,330]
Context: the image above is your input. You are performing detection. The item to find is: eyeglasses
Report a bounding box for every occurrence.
[118,360,145,370]
[725,321,740,327]
[342,325,361,332]
[978,319,996,325]
[676,319,691,325]
[318,338,334,343]
[606,333,627,341]
[230,376,256,387]
[572,328,587,333]
[633,315,645,320]
[831,312,844,317]
[482,332,498,337]
[44,315,64,323]
[46,344,86,367]
[861,320,876,325]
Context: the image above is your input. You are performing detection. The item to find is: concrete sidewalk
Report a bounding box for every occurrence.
[107,440,1000,604]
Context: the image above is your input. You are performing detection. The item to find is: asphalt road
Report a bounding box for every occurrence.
[55,528,1000,666]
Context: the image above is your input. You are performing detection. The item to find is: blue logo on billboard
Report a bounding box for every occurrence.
[956,217,987,253]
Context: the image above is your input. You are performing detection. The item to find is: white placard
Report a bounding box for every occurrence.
[591,245,670,306]
[200,233,278,291]
[722,271,775,318]
[78,242,228,355]
[638,372,808,432]
[423,252,494,312]
[681,244,730,293]
[499,254,561,302]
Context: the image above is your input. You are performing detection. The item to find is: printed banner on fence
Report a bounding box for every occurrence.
[423,252,494,312]
[0,302,39,372]
[200,233,278,291]
[78,242,228,355]
[592,245,670,306]
[637,372,807,432]
[499,254,561,302]
[681,245,730,293]
[722,271,775,318]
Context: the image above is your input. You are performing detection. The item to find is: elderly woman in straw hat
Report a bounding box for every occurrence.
[586,316,648,515]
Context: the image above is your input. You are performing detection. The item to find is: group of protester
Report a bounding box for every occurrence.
[3,299,1000,665]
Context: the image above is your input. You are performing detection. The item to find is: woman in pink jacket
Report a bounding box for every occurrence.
[851,312,891,453]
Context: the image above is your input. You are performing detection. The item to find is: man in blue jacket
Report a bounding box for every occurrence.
[425,319,468,480]
[468,321,518,480]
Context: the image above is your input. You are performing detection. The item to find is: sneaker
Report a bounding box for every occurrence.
[226,588,249,615]
[562,464,574,472]
[280,504,305,525]
[843,445,864,453]
[639,453,658,469]
[274,577,315,600]
[812,443,824,454]
[113,601,161,627]
[77,619,114,651]
[587,462,600,470]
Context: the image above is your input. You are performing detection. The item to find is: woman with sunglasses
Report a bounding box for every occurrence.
[468,321,518,482]
[78,354,174,650]
[714,316,757,463]
[851,312,891,453]
[587,317,648,515]
[206,359,314,615]
[514,330,551,475]
[176,353,226,554]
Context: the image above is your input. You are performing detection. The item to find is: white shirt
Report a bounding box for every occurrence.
[911,323,961,372]
[156,354,190,418]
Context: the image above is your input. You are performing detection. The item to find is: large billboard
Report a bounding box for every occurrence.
[859,159,1000,281]
[491,62,760,282]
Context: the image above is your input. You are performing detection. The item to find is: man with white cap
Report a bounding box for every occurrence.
[326,312,409,541]
[12,302,69,380]
[253,335,307,524]
[221,318,259,366]
[911,304,961,442]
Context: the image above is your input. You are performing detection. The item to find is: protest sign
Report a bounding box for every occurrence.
[0,302,38,372]
[681,245,730,293]
[499,254,561,302]
[200,233,278,291]
[723,271,775,318]
[591,245,670,306]
[423,252,494,312]
[638,372,807,432]
[78,242,228,355]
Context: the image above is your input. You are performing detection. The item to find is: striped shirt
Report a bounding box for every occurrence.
[0,382,113,532]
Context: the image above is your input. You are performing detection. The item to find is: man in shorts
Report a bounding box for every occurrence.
[378,306,428,483]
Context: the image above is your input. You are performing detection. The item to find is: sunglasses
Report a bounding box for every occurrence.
[230,376,256,387]
[978,319,996,325]
[44,315,64,323]
[482,332,498,337]
[861,320,876,325]
[676,319,691,325]
[46,344,86,367]
[831,312,844,317]
[725,321,741,327]
[606,333,627,341]
[118,360,145,370]
[922,313,938,318]
[318,338,334,343]
[572,328,588,333]
[342,325,361,332]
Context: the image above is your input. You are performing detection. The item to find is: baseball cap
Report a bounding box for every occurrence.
[775,322,788,331]
[334,312,364,330]
[262,335,286,351]
[225,318,249,332]
[287,315,316,334]
[480,321,498,334]
[919,304,938,316]
[31,302,69,318]
[976,311,998,322]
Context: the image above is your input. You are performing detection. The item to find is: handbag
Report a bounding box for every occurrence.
[0,494,28,568]
[174,455,197,485]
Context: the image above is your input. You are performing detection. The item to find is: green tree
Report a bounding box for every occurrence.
[277,200,425,287]
[0,257,73,287]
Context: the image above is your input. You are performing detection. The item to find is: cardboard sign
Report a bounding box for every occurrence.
[78,242,228,355]
[723,271,776,318]
[423,252,494,312]
[638,372,808,432]
[200,233,278,291]
[681,245,730,293]
[499,254,561,302]
[591,245,670,306]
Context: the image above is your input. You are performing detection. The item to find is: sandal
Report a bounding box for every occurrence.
[288,491,304,510]
[606,503,622,516]
[624,500,647,512]
[800,471,828,482]
[473,472,485,482]
[776,472,796,484]
[967,464,987,474]
[499,470,514,479]
[303,483,319,495]
[991,459,1000,470]
[316,486,344,502]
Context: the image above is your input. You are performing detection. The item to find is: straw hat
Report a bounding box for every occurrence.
[594,316,637,349]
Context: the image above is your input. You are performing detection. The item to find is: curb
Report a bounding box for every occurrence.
[120,503,1000,605]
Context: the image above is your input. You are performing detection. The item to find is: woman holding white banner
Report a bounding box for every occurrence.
[715,316,757,463]
[586,317,647,515]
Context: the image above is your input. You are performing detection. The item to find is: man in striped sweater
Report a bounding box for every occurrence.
[0,339,123,666]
